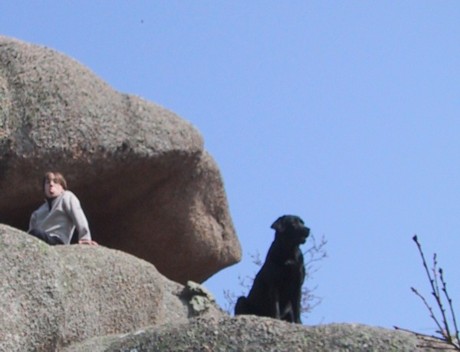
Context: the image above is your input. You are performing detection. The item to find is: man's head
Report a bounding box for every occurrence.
[43,171,67,198]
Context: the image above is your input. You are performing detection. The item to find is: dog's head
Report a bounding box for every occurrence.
[271,215,310,245]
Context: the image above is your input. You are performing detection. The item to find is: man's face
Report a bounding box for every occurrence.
[44,174,64,198]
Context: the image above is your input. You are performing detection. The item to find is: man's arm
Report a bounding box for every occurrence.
[65,192,98,246]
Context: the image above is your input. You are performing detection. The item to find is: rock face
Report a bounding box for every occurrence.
[64,316,449,352]
[0,35,241,283]
[1,225,450,352]
[0,225,224,351]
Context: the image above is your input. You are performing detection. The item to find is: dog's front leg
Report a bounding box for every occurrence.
[268,288,281,319]
[292,254,305,324]
[292,285,302,324]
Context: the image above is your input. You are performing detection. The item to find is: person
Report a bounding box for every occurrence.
[28,171,98,246]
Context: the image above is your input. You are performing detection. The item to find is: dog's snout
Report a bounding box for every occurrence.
[299,226,310,242]
[298,223,310,235]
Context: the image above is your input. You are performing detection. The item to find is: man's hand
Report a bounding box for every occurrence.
[78,239,98,246]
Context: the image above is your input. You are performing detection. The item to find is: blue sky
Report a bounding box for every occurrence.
[2,1,460,333]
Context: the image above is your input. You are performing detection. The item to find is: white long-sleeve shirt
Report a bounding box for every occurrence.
[28,190,92,244]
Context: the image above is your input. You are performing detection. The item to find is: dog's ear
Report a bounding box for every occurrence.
[271,216,286,232]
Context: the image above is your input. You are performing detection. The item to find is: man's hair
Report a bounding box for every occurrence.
[43,171,68,191]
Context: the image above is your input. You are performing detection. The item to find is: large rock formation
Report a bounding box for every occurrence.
[1,225,451,352]
[0,225,224,351]
[64,317,451,352]
[0,35,241,283]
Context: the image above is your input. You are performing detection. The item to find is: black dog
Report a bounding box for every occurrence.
[234,215,310,323]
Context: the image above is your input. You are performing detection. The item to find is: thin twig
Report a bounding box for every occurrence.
[395,326,458,351]
[431,253,453,341]
[440,268,460,346]
[432,253,441,300]
[411,286,444,335]
[394,325,444,341]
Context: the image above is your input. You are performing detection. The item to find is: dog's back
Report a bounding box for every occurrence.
[235,215,310,323]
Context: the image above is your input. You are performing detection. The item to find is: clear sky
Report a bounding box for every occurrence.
[2,1,460,334]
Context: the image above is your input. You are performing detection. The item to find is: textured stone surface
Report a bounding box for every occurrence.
[0,225,224,352]
[64,316,450,352]
[0,35,241,283]
[1,225,452,352]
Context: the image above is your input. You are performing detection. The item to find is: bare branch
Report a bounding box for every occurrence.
[411,286,444,335]
[440,268,460,346]
[410,235,460,350]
